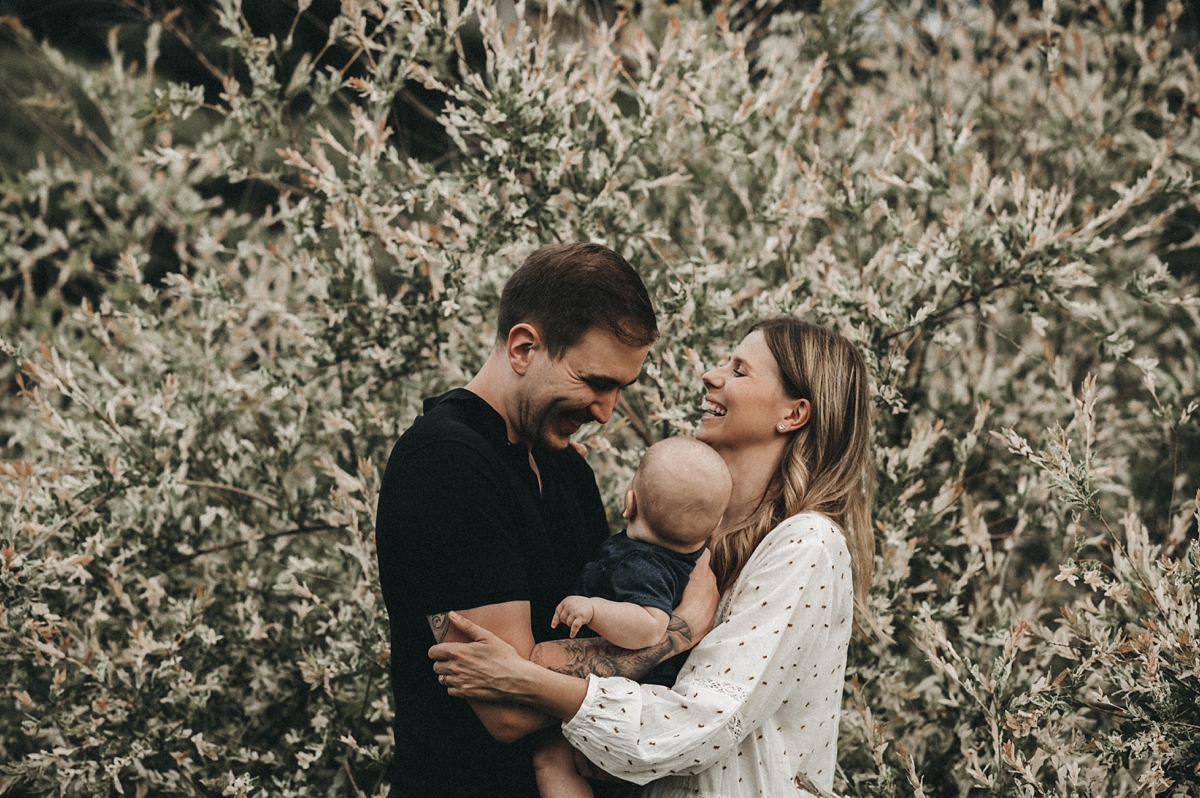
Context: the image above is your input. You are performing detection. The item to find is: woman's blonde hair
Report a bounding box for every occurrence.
[708,317,875,635]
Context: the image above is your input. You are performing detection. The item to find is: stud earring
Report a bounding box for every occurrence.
[778,424,787,431]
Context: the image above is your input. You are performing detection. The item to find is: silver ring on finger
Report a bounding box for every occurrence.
[438,674,446,685]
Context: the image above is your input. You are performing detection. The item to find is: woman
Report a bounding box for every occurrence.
[430,317,874,797]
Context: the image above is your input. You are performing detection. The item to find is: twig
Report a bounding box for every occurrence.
[343,759,364,798]
[615,394,653,447]
[28,488,119,552]
[170,524,340,565]
[396,88,443,124]
[121,0,232,88]
[179,479,281,511]
[881,279,1016,342]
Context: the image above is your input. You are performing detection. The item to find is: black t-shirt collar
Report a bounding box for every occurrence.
[424,389,571,502]
[423,388,530,457]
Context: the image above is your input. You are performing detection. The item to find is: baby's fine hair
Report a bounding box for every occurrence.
[633,437,732,547]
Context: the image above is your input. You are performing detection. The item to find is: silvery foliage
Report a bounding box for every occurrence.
[1,0,1198,794]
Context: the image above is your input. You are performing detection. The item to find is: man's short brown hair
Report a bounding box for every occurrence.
[497,242,658,358]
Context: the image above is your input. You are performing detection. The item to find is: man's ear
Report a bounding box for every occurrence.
[622,487,637,520]
[506,323,541,376]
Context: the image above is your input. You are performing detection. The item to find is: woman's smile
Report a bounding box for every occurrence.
[700,397,726,417]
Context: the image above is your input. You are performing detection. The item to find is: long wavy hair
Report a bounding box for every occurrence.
[708,317,876,635]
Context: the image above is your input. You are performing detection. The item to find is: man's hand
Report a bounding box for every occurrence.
[551,596,596,638]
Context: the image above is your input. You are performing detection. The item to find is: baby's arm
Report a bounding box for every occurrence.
[553,596,670,650]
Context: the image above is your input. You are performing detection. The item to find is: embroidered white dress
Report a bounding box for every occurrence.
[560,512,853,798]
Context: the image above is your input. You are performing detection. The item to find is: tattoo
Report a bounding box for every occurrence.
[428,613,450,643]
[532,614,694,680]
[667,613,695,646]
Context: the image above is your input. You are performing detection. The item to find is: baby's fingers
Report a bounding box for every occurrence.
[569,617,586,638]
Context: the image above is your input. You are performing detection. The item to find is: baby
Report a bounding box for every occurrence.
[536,436,733,798]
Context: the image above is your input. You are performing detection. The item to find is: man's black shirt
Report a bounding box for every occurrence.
[375,389,610,798]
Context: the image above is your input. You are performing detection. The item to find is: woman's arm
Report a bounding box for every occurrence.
[428,553,717,717]
[427,605,703,722]
[560,517,853,783]
[427,551,719,743]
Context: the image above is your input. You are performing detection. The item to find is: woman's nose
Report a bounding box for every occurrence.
[702,369,721,389]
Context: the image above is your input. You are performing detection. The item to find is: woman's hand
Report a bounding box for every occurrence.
[430,612,591,721]
[429,612,533,702]
[572,750,632,785]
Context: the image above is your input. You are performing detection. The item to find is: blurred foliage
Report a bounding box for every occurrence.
[0,0,1198,795]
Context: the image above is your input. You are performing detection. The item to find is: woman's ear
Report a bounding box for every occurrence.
[780,398,812,433]
[506,323,540,376]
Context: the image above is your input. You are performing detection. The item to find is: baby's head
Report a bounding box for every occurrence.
[625,437,733,553]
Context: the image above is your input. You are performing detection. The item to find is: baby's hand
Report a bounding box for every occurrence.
[551,596,595,638]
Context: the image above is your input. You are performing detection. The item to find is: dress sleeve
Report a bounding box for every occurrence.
[559,514,851,784]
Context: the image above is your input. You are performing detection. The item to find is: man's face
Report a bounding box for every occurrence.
[513,326,650,449]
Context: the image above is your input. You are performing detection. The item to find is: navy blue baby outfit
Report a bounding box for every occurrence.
[576,531,705,685]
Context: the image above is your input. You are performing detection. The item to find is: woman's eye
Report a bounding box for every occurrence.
[733,368,746,377]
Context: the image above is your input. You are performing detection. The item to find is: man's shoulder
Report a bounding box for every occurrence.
[393,390,500,459]
[399,406,483,449]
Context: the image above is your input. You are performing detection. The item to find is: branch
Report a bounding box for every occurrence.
[615,394,654,447]
[28,488,120,552]
[881,279,1017,343]
[121,0,232,88]
[179,479,281,511]
[170,524,341,565]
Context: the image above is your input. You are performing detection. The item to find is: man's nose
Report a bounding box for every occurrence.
[590,389,620,424]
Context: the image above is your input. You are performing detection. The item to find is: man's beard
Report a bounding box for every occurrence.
[514,392,586,449]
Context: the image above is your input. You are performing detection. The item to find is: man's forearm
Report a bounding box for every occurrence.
[530,614,694,679]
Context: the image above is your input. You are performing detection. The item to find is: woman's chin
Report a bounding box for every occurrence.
[695,418,719,442]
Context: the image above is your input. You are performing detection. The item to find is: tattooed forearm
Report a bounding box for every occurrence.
[532,614,695,680]
[665,613,695,647]
[427,613,450,643]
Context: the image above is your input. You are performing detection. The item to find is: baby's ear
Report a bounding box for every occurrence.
[622,487,637,520]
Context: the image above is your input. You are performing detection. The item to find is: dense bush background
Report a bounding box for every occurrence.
[1,0,1198,795]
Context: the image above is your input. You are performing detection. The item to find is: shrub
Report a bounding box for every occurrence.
[0,0,1197,795]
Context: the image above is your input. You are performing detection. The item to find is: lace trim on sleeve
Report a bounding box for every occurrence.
[681,678,749,739]
[687,678,749,703]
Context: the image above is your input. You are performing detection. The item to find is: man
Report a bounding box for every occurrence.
[375,242,717,798]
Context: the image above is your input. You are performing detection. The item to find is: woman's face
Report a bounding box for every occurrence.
[696,330,796,453]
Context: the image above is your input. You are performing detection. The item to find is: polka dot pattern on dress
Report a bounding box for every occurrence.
[561,512,853,798]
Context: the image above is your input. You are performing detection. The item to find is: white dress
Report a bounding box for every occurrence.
[560,511,853,798]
